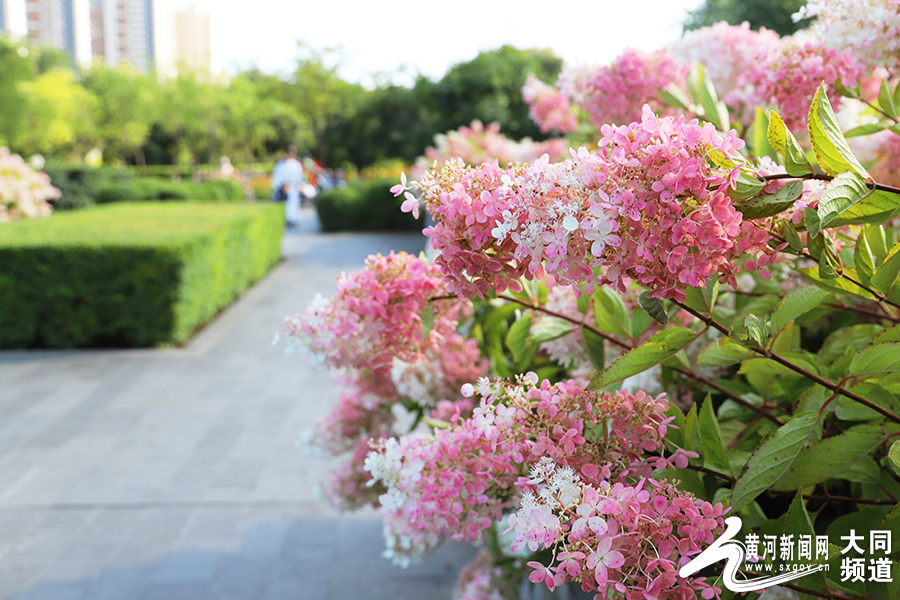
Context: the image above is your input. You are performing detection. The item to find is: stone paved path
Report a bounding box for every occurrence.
[0,209,476,600]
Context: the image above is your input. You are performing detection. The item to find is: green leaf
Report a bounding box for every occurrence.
[826,190,900,229]
[638,292,668,325]
[767,110,811,176]
[849,342,900,377]
[659,83,692,111]
[729,170,765,202]
[530,316,574,343]
[700,394,733,475]
[695,63,729,131]
[697,336,756,367]
[683,403,703,458]
[818,325,884,364]
[845,123,888,138]
[421,303,435,340]
[889,441,900,477]
[664,401,685,447]
[750,107,777,160]
[729,412,821,511]
[815,171,871,234]
[770,286,831,335]
[783,489,815,539]
[589,327,699,388]
[808,84,870,178]
[875,324,900,344]
[781,219,804,254]
[593,287,631,338]
[773,426,887,490]
[683,276,719,317]
[583,326,605,371]
[836,383,900,421]
[872,241,900,297]
[505,313,532,363]
[734,180,804,219]
[855,229,877,285]
[881,78,899,120]
[743,314,770,348]
[799,267,876,300]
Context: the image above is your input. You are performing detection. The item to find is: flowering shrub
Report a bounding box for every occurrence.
[281,5,900,600]
[521,74,578,134]
[0,147,59,222]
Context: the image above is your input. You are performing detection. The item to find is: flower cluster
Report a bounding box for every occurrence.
[668,22,780,100]
[279,251,461,370]
[365,374,698,567]
[453,551,512,600]
[411,120,568,181]
[508,460,726,600]
[0,147,59,223]
[557,49,686,128]
[798,0,900,74]
[521,74,578,134]
[322,438,386,512]
[408,106,771,302]
[739,41,865,130]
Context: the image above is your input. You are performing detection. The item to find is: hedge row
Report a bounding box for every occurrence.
[43,164,245,211]
[315,176,421,232]
[0,202,283,348]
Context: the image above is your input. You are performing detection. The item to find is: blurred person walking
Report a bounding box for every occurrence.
[271,145,305,227]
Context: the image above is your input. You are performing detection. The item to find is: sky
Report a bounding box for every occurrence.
[172,0,705,85]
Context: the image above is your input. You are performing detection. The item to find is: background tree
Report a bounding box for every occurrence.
[683,0,812,36]
[0,37,34,148]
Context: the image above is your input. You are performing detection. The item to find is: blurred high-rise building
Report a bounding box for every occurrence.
[90,0,172,74]
[0,0,91,64]
[173,4,208,74]
[0,0,174,74]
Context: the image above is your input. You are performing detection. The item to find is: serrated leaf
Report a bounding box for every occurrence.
[593,287,631,338]
[836,383,900,421]
[583,326,605,371]
[880,78,899,120]
[849,342,900,377]
[698,336,756,367]
[890,441,900,476]
[638,292,668,325]
[844,122,888,138]
[743,314,770,348]
[735,180,804,219]
[799,267,876,300]
[771,286,831,335]
[818,325,884,364]
[767,110,811,176]
[683,403,703,458]
[773,426,887,490]
[530,316,574,344]
[730,412,821,511]
[872,241,900,296]
[816,171,871,234]
[808,84,870,178]
[589,327,699,388]
[700,394,732,475]
[505,314,532,363]
[421,303,435,340]
[875,325,900,344]
[826,189,900,229]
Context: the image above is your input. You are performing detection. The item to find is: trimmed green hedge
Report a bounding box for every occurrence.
[94,178,245,204]
[316,176,420,232]
[0,202,283,348]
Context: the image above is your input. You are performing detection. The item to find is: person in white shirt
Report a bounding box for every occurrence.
[271,145,305,227]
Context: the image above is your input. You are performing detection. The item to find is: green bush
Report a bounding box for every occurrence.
[43,163,133,211]
[94,177,245,204]
[316,176,420,232]
[0,202,283,348]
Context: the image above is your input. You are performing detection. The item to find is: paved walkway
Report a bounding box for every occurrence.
[0,209,476,600]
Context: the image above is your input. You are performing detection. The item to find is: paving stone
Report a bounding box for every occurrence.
[0,212,483,599]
